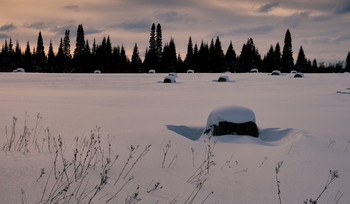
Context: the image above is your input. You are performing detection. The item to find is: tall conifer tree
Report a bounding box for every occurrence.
[281,29,294,72]
[346,51,350,72]
[156,23,162,62]
[131,43,142,73]
[35,32,47,71]
[225,41,236,72]
[295,46,307,72]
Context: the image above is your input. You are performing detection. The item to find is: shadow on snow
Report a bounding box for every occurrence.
[166,125,305,146]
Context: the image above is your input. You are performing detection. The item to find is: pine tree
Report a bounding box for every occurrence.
[63,30,71,59]
[184,36,194,70]
[198,41,209,72]
[74,24,85,72]
[83,40,92,73]
[312,59,318,72]
[212,36,224,72]
[237,38,261,72]
[14,40,22,69]
[56,38,65,72]
[346,51,350,72]
[225,41,237,72]
[74,24,85,58]
[295,46,307,72]
[274,42,281,71]
[156,23,162,62]
[0,40,9,71]
[35,32,47,71]
[144,23,158,72]
[47,40,55,72]
[131,43,143,73]
[161,38,177,73]
[120,45,130,73]
[281,29,294,73]
[24,42,33,72]
[263,45,276,73]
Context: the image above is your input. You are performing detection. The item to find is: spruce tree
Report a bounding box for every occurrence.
[156,23,162,62]
[74,24,85,72]
[144,23,158,72]
[225,41,237,73]
[274,42,281,71]
[208,38,215,72]
[0,40,9,71]
[213,36,224,72]
[119,45,129,73]
[83,40,92,73]
[281,29,294,73]
[131,43,142,73]
[47,40,55,72]
[24,42,33,72]
[237,38,261,72]
[184,36,194,70]
[346,51,350,72]
[198,41,209,72]
[263,45,276,73]
[74,24,85,58]
[56,38,65,72]
[63,30,71,59]
[295,46,307,72]
[312,59,318,72]
[14,41,23,69]
[35,32,47,71]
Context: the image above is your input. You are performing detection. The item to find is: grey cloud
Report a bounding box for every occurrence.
[283,11,311,28]
[231,25,276,35]
[332,34,350,43]
[24,22,49,30]
[0,33,10,39]
[84,28,103,35]
[333,0,350,14]
[208,24,276,39]
[155,11,197,23]
[258,2,280,13]
[0,24,16,31]
[115,19,153,32]
[63,5,79,10]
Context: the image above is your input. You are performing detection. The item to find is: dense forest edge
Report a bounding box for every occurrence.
[1,23,350,73]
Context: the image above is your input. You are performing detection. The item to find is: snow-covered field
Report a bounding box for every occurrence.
[0,72,349,203]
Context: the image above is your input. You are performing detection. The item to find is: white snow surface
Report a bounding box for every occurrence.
[205,105,256,129]
[0,73,350,203]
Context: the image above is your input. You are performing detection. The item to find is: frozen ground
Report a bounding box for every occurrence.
[0,72,349,203]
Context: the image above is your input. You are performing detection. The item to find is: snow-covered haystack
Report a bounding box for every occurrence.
[294,72,304,78]
[271,70,281,75]
[250,68,259,73]
[94,70,101,74]
[13,68,25,72]
[163,76,176,83]
[168,72,178,78]
[148,69,156,73]
[217,75,229,82]
[203,106,259,137]
[187,69,194,73]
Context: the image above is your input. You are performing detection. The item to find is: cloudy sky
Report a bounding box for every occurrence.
[1,0,349,63]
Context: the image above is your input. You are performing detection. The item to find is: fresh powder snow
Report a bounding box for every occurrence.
[0,72,349,203]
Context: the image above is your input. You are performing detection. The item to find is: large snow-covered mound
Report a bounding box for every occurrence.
[206,105,256,126]
[204,106,259,137]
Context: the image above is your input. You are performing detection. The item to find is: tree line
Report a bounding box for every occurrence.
[1,23,349,73]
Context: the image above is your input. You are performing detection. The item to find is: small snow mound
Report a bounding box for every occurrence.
[217,75,229,82]
[163,76,176,83]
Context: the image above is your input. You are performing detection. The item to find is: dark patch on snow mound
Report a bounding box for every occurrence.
[204,121,259,137]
